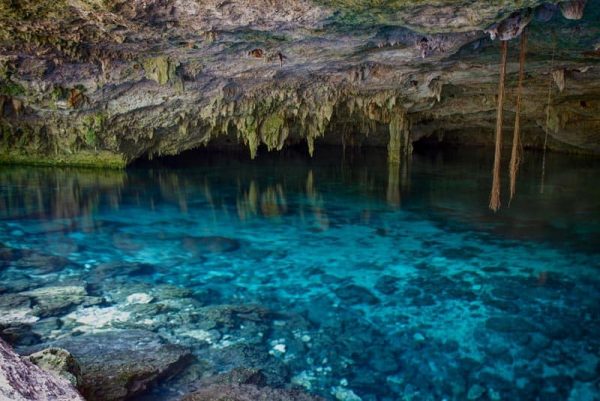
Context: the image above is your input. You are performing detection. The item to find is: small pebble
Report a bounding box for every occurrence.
[273,344,286,353]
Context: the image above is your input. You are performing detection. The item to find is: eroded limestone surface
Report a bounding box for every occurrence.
[0,0,599,166]
[0,337,84,401]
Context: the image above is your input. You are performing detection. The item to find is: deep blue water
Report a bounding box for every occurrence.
[1,147,599,401]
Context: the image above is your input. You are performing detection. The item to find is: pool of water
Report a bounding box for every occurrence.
[1,147,599,401]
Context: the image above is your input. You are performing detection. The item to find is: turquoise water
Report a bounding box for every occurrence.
[1,147,599,401]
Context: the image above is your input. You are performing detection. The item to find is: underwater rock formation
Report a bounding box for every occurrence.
[0,0,599,166]
[0,337,84,401]
[180,367,325,401]
[21,330,193,401]
[181,383,326,401]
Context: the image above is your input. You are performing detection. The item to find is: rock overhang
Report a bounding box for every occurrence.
[0,0,598,166]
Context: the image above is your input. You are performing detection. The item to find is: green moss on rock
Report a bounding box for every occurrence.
[0,151,127,169]
[260,113,287,151]
[0,80,26,97]
[142,56,178,85]
[82,113,106,147]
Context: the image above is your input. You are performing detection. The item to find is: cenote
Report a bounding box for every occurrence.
[1,0,600,400]
[1,146,599,401]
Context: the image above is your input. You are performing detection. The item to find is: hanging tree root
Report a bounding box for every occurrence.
[541,30,557,194]
[509,29,528,205]
[490,40,508,212]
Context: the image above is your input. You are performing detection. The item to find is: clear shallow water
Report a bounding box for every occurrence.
[1,147,599,401]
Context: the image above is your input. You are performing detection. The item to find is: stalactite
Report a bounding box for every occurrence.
[542,32,557,194]
[509,29,527,205]
[429,80,443,102]
[559,0,587,20]
[489,40,508,212]
[388,117,402,164]
[388,110,410,164]
[403,117,412,155]
[552,68,565,92]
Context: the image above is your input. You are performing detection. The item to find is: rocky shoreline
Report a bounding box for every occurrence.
[0,242,330,401]
[0,337,84,401]
[2,334,327,401]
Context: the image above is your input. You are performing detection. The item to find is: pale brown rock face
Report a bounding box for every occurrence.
[0,0,599,166]
[0,337,85,401]
[560,0,588,20]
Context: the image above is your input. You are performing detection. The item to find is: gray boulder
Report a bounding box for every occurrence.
[27,347,82,387]
[0,337,84,401]
[23,329,192,401]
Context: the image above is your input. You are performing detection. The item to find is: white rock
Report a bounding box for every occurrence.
[273,344,286,353]
[22,286,86,298]
[181,329,214,343]
[332,386,362,401]
[126,293,154,304]
[291,370,315,390]
[0,308,39,325]
[63,306,130,328]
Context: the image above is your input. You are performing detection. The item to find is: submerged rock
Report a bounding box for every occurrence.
[203,342,290,388]
[182,236,241,254]
[91,262,157,282]
[22,329,192,401]
[485,316,539,333]
[196,304,274,329]
[0,323,41,346]
[4,249,78,274]
[63,306,132,332]
[181,383,325,401]
[21,285,88,318]
[374,275,399,295]
[0,337,84,401]
[0,294,38,325]
[125,292,154,304]
[467,384,486,400]
[334,284,379,305]
[198,367,268,387]
[332,386,362,401]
